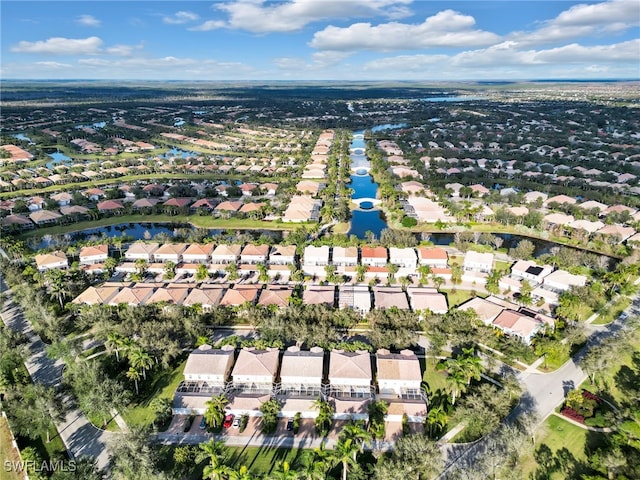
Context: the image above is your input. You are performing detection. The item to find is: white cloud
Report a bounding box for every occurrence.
[216,0,413,33]
[310,10,500,51]
[509,0,640,46]
[11,36,144,57]
[451,38,640,67]
[11,36,103,55]
[189,20,226,32]
[76,15,101,27]
[105,43,143,56]
[163,11,200,25]
[35,61,72,68]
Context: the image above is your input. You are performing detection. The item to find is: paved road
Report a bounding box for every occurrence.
[0,279,114,471]
[439,293,640,478]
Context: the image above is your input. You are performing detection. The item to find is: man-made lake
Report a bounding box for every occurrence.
[163,147,199,158]
[13,133,34,144]
[422,96,483,102]
[46,151,73,169]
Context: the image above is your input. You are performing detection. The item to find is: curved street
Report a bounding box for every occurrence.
[0,278,115,471]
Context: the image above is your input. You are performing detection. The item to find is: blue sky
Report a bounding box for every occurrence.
[1,0,639,80]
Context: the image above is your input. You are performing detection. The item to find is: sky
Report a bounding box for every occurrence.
[1,0,639,81]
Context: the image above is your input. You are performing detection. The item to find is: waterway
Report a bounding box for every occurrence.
[347,128,389,239]
[32,223,283,250]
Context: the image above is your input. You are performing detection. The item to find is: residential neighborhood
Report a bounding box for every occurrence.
[1,77,639,480]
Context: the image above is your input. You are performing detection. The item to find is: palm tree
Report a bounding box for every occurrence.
[228,465,252,480]
[339,420,372,458]
[195,264,210,282]
[417,264,432,284]
[444,367,467,405]
[128,347,153,380]
[45,268,67,307]
[196,439,231,480]
[355,264,367,283]
[204,394,229,429]
[267,461,298,480]
[295,448,328,480]
[134,258,148,276]
[312,398,334,436]
[106,332,124,362]
[332,437,359,480]
[426,404,448,439]
[126,367,141,394]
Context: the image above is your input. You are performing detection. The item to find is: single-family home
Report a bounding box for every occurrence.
[542,269,587,292]
[182,285,226,311]
[332,246,359,268]
[328,350,373,420]
[406,287,448,314]
[463,251,494,273]
[107,285,155,306]
[389,247,417,274]
[417,247,448,268]
[510,260,553,285]
[361,246,388,267]
[338,285,372,315]
[153,243,188,264]
[376,349,423,399]
[257,285,293,308]
[492,310,545,345]
[34,251,68,271]
[172,344,236,414]
[182,243,214,264]
[240,244,270,264]
[279,345,324,398]
[210,244,242,264]
[219,284,261,307]
[457,296,506,325]
[230,347,280,394]
[302,245,330,275]
[268,245,296,265]
[79,244,109,265]
[72,285,121,305]
[29,210,62,225]
[124,242,159,263]
[373,287,410,310]
[303,285,336,307]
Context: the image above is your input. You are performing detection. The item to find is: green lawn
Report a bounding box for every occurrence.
[122,358,188,428]
[591,297,631,325]
[227,446,301,475]
[421,356,450,395]
[441,289,486,308]
[0,415,23,480]
[521,414,606,479]
[580,329,639,406]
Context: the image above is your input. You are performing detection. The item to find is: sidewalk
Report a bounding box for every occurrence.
[0,279,115,471]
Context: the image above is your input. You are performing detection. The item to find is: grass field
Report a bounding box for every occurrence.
[591,296,631,325]
[0,415,24,480]
[227,446,301,475]
[123,358,188,428]
[440,289,486,308]
[521,414,605,479]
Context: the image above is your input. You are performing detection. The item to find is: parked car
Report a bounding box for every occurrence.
[199,417,207,430]
[286,419,294,431]
[232,416,240,429]
[223,414,234,428]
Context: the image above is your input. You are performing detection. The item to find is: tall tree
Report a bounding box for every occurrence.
[375,434,443,480]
